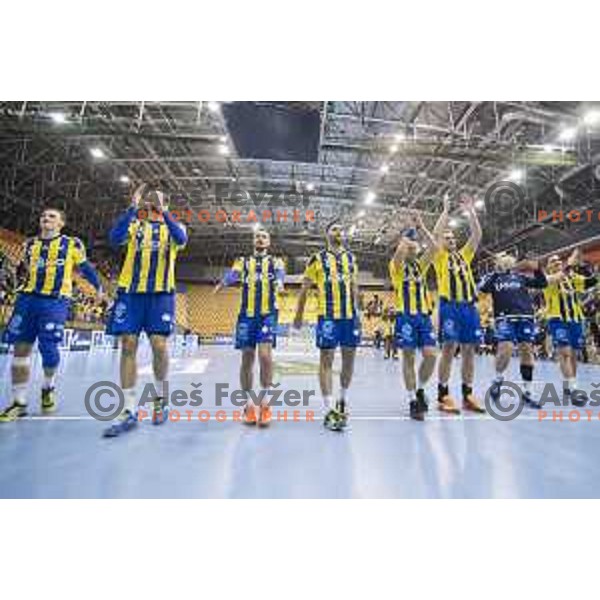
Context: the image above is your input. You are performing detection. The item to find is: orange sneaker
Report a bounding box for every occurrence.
[244,403,258,425]
[438,395,461,415]
[259,404,272,427]
[463,394,485,413]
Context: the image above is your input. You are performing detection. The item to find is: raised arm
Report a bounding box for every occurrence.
[391,238,409,270]
[460,195,482,251]
[432,194,451,246]
[109,183,146,247]
[214,258,242,293]
[156,190,187,247]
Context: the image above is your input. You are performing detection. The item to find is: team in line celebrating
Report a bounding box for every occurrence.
[1,183,596,433]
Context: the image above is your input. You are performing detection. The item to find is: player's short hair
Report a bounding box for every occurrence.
[401,227,418,241]
[41,207,66,224]
[326,220,342,234]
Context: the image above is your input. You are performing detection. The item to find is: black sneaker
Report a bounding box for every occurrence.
[489,380,502,404]
[336,399,348,428]
[0,402,28,422]
[41,387,57,413]
[152,397,169,425]
[524,391,542,410]
[324,408,345,432]
[416,389,429,413]
[409,400,425,422]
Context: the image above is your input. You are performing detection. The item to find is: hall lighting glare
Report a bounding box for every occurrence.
[394,133,405,142]
[374,235,382,244]
[542,144,554,153]
[357,209,366,218]
[119,175,130,184]
[365,191,376,205]
[583,111,600,126]
[449,218,459,229]
[306,182,315,191]
[379,164,389,174]
[389,144,399,154]
[253,222,261,231]
[474,199,485,209]
[558,127,577,142]
[90,147,105,159]
[508,168,524,182]
[218,145,230,155]
[50,112,67,124]
[207,101,220,112]
[219,135,227,143]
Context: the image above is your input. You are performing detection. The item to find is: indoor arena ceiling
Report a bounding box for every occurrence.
[1,101,599,276]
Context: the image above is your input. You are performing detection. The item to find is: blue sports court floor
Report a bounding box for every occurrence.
[1,338,600,498]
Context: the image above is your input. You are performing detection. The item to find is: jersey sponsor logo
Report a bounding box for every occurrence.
[321,320,336,337]
[494,280,522,292]
[242,271,277,283]
[443,319,455,335]
[35,257,67,268]
[114,302,127,324]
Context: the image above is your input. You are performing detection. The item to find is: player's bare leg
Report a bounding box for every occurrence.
[319,349,335,406]
[557,346,581,406]
[149,334,170,424]
[489,340,513,405]
[437,342,460,413]
[460,343,484,412]
[240,348,257,424]
[0,343,33,421]
[119,334,139,414]
[419,347,437,390]
[257,342,273,426]
[518,342,541,408]
[338,347,356,423]
[403,348,420,420]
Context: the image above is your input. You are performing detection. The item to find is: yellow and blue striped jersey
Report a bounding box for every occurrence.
[389,256,432,315]
[303,248,358,319]
[232,254,284,317]
[117,220,184,294]
[21,235,87,298]
[433,242,477,303]
[544,273,586,323]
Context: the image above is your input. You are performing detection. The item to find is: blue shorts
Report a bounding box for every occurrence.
[2,293,69,345]
[106,292,175,337]
[316,316,361,349]
[495,317,536,344]
[235,313,278,349]
[394,313,436,349]
[438,300,482,345]
[548,318,585,350]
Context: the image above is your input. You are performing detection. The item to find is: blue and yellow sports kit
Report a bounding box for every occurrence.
[107,208,187,336]
[433,242,481,344]
[389,257,436,349]
[544,269,596,350]
[227,254,285,349]
[304,248,361,349]
[3,234,100,368]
